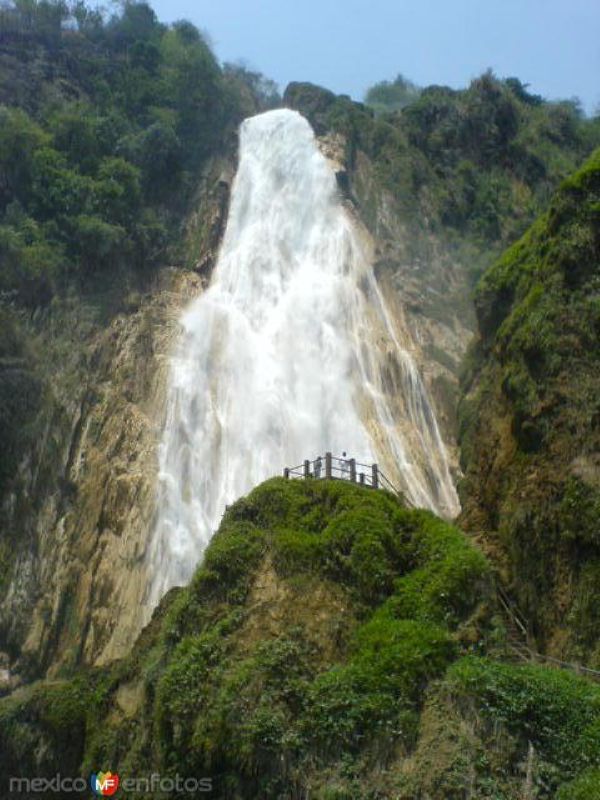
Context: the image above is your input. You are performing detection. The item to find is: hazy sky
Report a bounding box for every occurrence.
[150,0,599,114]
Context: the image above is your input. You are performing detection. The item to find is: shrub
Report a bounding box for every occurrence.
[447,657,600,786]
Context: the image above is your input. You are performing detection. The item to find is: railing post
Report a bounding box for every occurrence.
[350,458,356,482]
[371,463,379,489]
[283,467,289,479]
[304,459,310,479]
[359,472,365,486]
[325,452,332,479]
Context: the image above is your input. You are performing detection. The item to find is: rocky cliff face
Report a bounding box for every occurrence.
[313,129,466,485]
[284,80,600,471]
[0,156,234,684]
[458,149,600,665]
[346,146,474,457]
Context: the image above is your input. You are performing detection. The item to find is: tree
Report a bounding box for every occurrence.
[365,74,421,115]
[106,1,161,49]
[95,156,141,224]
[30,146,94,220]
[505,77,543,107]
[70,0,103,37]
[0,107,48,210]
[160,24,222,161]
[223,62,280,111]
[73,214,125,271]
[138,122,181,195]
[13,0,69,43]
[48,104,105,173]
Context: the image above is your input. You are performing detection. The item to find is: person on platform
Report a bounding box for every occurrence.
[341,451,349,478]
[314,456,322,479]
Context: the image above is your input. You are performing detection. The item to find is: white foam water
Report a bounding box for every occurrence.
[145,108,459,610]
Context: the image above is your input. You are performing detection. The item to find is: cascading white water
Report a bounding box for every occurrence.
[145,108,459,610]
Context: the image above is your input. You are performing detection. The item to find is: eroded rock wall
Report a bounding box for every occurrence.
[0,156,233,683]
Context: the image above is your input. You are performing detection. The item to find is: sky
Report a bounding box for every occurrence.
[149,0,599,115]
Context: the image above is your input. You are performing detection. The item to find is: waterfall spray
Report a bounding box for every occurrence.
[145,109,459,611]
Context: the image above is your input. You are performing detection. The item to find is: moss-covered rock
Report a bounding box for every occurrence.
[3,477,600,797]
[459,149,600,664]
[403,656,600,798]
[0,478,495,797]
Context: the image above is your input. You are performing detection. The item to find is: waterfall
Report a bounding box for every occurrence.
[145,108,459,610]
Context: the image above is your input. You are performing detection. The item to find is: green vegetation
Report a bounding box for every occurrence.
[0,308,44,487]
[0,478,494,797]
[2,478,600,797]
[2,7,600,796]
[0,0,275,307]
[364,73,421,115]
[557,770,600,799]
[400,656,600,798]
[458,148,600,663]
[287,73,600,283]
[0,0,276,509]
[448,658,600,785]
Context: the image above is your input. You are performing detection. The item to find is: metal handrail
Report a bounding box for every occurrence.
[378,470,402,496]
[496,584,600,682]
[287,464,376,482]
[283,453,411,502]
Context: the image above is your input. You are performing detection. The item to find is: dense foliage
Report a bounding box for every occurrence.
[459,148,600,664]
[287,73,600,282]
[0,0,273,307]
[444,657,600,797]
[364,73,421,115]
[0,0,277,493]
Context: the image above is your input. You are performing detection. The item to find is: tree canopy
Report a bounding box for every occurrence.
[364,73,421,114]
[0,0,271,305]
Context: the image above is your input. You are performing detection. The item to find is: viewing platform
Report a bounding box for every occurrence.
[283,452,404,498]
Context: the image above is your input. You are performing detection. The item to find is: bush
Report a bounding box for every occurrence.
[557,769,600,799]
[448,657,600,786]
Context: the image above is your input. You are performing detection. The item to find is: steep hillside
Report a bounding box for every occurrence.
[2,478,600,799]
[459,149,600,666]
